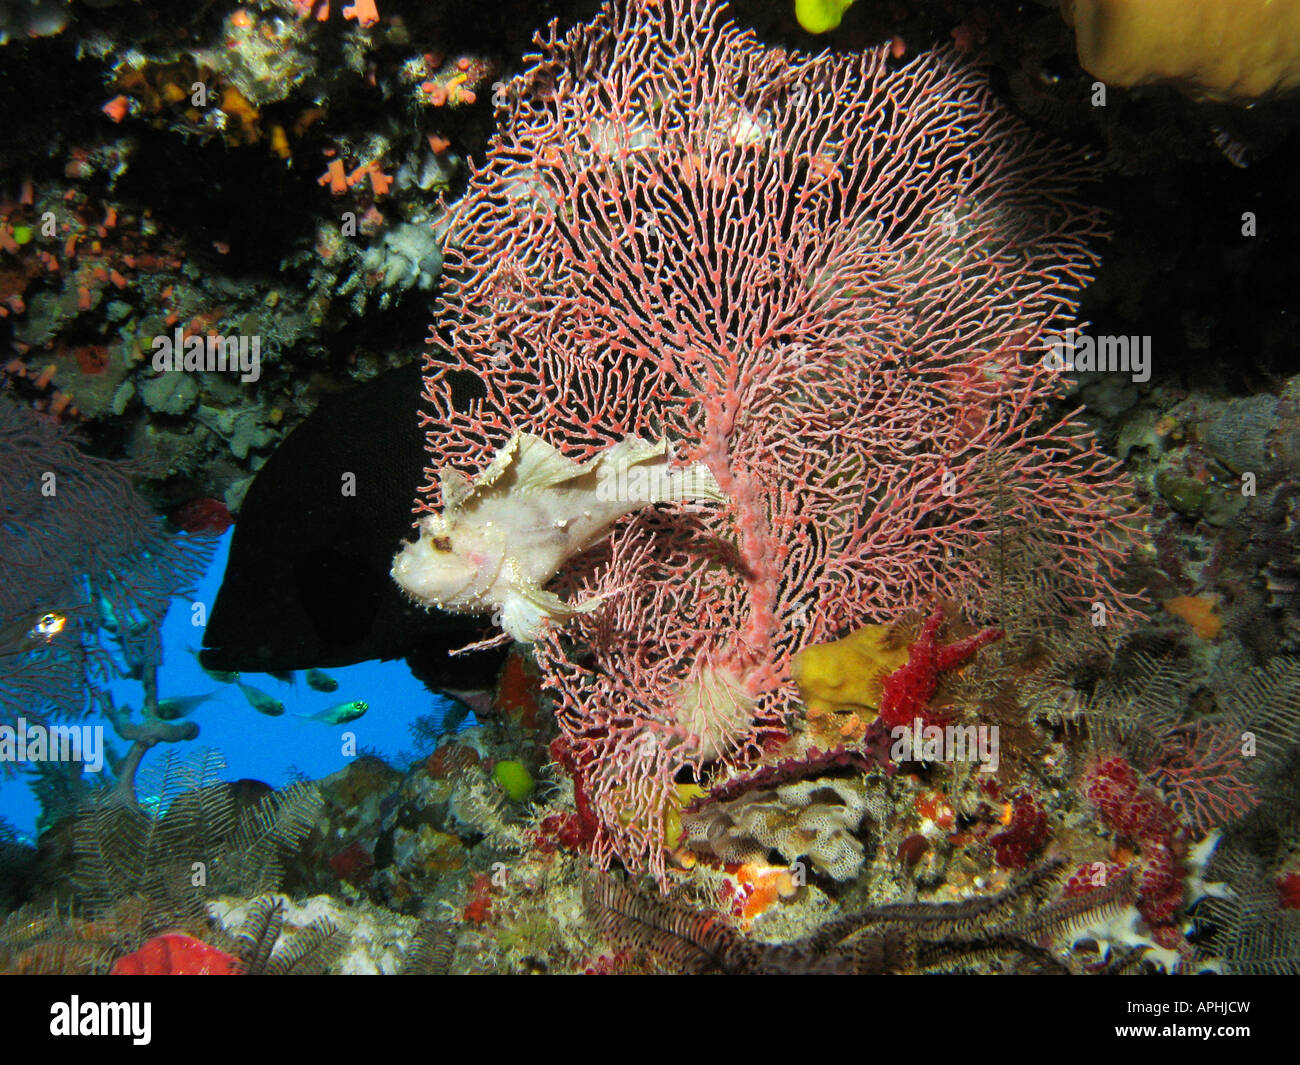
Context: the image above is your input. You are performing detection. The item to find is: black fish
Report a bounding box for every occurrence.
[199,362,507,691]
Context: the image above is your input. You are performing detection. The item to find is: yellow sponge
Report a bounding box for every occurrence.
[791,623,910,719]
[1061,0,1300,100]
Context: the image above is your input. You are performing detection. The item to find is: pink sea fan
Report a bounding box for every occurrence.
[412,0,1141,876]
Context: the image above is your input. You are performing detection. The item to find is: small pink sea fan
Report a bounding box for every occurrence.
[412,0,1141,877]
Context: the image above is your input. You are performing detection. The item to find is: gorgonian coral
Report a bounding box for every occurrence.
[404,0,1141,877]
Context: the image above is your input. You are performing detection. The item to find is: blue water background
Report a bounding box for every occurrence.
[0,529,466,838]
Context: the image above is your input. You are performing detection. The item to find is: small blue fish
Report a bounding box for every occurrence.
[295,700,368,725]
[304,668,338,693]
[237,681,285,717]
[152,692,216,721]
[186,646,239,685]
[95,593,148,640]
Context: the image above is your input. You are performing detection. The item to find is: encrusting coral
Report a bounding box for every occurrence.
[680,776,889,881]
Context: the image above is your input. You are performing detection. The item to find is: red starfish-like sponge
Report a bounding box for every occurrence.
[878,607,1003,729]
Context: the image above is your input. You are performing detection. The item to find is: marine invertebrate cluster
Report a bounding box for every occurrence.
[404,0,1140,878]
[680,775,887,881]
[412,53,496,110]
[1083,755,1185,943]
[1,181,190,422]
[876,608,1004,730]
[291,0,380,28]
[1063,651,1268,836]
[989,790,1049,869]
[0,747,333,975]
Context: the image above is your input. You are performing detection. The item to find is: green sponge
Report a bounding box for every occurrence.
[493,760,535,802]
[796,0,854,34]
